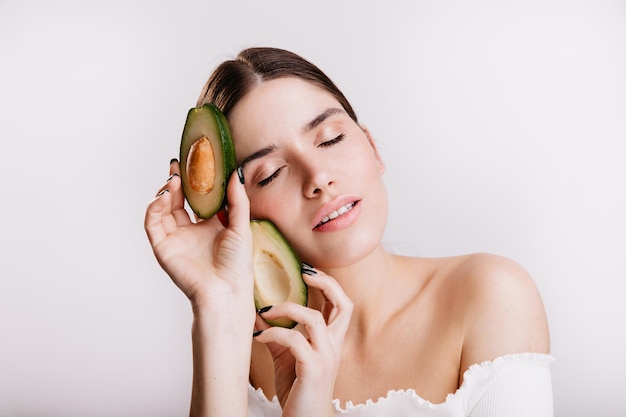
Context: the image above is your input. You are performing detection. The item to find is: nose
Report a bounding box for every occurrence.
[302,160,334,198]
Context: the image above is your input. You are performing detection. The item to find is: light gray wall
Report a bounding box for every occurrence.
[1,1,624,416]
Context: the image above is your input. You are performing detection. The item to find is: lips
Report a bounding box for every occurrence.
[315,202,356,228]
[311,196,361,230]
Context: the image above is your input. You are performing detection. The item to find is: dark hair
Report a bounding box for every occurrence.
[196,47,358,123]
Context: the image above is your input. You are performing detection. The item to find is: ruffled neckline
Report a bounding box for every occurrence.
[249,352,554,412]
[335,353,554,412]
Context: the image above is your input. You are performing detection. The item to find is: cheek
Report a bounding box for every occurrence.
[247,194,276,220]
[346,147,382,179]
[246,187,295,224]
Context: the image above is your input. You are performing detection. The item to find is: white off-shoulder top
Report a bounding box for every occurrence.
[248,353,554,416]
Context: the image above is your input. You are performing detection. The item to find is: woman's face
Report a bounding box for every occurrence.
[228,77,388,269]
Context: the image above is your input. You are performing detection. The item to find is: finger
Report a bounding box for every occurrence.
[253,314,290,361]
[163,172,192,227]
[168,159,186,214]
[253,326,314,363]
[254,312,271,333]
[144,189,172,247]
[152,171,192,230]
[259,304,330,351]
[224,169,250,232]
[321,299,334,323]
[302,270,353,330]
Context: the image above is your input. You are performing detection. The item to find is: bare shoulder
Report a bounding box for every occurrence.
[441,253,550,376]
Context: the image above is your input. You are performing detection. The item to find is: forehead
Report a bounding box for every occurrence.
[227,77,342,158]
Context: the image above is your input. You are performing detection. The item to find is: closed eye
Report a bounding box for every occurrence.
[258,166,284,187]
[318,133,345,148]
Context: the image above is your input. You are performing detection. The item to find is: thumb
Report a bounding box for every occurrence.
[225,169,250,231]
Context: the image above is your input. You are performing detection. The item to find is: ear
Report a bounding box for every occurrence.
[361,125,386,175]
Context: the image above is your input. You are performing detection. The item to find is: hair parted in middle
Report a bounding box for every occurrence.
[196,47,358,124]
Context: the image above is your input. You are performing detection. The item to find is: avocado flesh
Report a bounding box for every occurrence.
[251,220,308,328]
[179,103,236,219]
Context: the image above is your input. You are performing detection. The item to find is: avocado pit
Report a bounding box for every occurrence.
[186,136,216,194]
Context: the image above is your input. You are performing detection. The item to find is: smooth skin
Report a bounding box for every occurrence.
[145,77,550,416]
[146,162,352,417]
[145,165,255,417]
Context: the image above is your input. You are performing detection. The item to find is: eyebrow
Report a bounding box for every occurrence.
[239,107,346,169]
[240,144,279,169]
[303,107,345,133]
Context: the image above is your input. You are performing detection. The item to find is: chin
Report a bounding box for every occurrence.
[299,224,386,270]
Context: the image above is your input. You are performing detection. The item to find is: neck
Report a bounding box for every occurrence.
[310,244,407,337]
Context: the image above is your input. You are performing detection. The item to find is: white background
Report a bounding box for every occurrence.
[1,1,625,416]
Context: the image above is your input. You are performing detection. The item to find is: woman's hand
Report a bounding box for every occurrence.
[253,268,353,417]
[145,160,256,416]
[144,160,254,317]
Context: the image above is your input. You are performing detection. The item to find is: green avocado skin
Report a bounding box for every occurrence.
[179,103,236,219]
[251,220,308,329]
[179,106,307,328]
[213,106,237,206]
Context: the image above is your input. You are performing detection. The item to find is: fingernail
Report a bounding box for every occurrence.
[166,173,179,182]
[237,166,245,184]
[257,305,273,314]
[253,330,264,337]
[302,263,317,275]
[170,158,178,165]
[157,189,169,197]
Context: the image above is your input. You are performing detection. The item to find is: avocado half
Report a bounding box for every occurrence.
[251,220,308,328]
[179,103,236,219]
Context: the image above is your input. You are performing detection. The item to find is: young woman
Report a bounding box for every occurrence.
[145,47,553,417]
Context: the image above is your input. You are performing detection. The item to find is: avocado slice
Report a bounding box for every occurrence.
[251,220,308,328]
[179,103,236,219]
